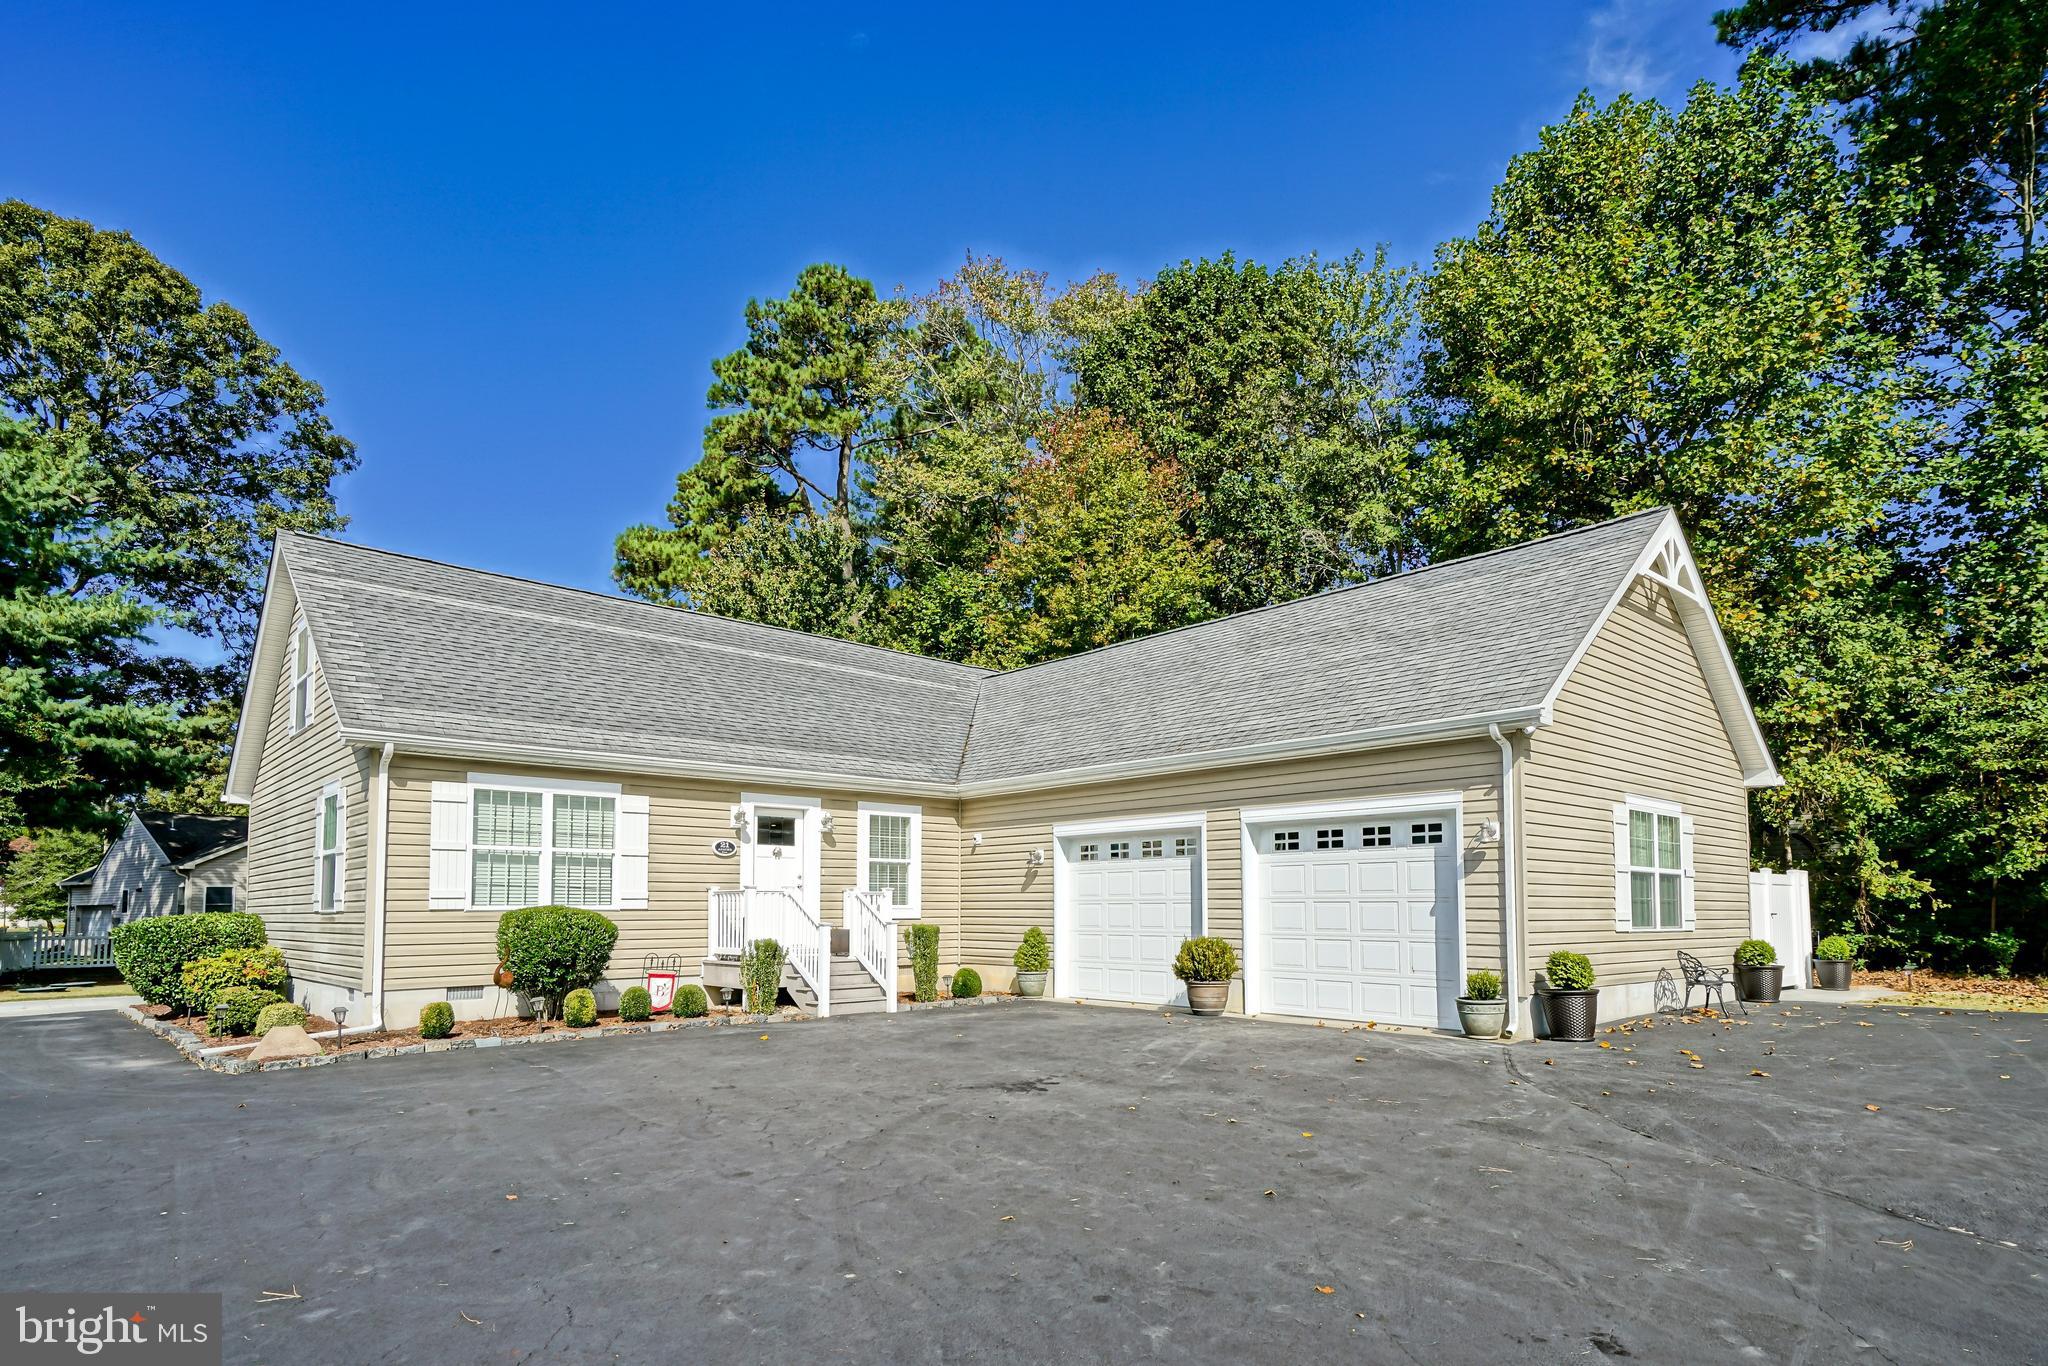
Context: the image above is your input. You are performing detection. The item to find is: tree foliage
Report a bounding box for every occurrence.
[1,827,103,925]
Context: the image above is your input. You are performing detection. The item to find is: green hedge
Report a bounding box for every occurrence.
[619,985,652,1022]
[950,967,982,998]
[906,923,940,1003]
[419,1002,455,1039]
[1545,950,1596,991]
[180,946,290,1013]
[110,912,267,1008]
[1013,926,1050,974]
[253,1001,307,1037]
[741,939,785,1014]
[495,906,619,1015]
[208,986,285,1037]
[563,987,597,1028]
[673,984,709,1018]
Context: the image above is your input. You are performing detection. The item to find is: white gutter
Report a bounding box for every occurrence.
[1488,723,1524,1038]
[367,742,394,1031]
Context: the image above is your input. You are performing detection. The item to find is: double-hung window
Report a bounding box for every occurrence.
[315,781,345,913]
[1615,798,1691,931]
[468,787,618,910]
[290,622,315,732]
[858,802,921,917]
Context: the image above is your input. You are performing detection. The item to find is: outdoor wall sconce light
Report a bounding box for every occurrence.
[728,805,747,832]
[971,832,984,846]
[1477,819,1502,845]
[818,812,835,834]
[1027,848,1046,867]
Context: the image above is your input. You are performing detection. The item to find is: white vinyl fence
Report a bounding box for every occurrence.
[1749,869,1813,988]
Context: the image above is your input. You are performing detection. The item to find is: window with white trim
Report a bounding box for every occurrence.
[290,622,315,732]
[858,803,921,916]
[468,786,618,909]
[315,781,344,913]
[1627,808,1683,929]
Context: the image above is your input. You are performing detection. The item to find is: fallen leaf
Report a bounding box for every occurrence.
[505,1194,518,1201]
[999,1215,1015,1222]
[1301,1132,1314,1138]
[1315,1286,1335,1295]
[1750,1070,1770,1078]
[1857,1022,1874,1028]
[1353,1056,1365,1062]
[1865,1104,1882,1112]
[1598,1041,1612,1049]
[1543,1059,1554,1066]
[1877,1238,1914,1251]
[460,1312,482,1326]
[1263,1190,1276,1198]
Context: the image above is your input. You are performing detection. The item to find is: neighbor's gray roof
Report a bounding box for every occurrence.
[959,508,1666,785]
[279,536,989,788]
[274,508,1666,791]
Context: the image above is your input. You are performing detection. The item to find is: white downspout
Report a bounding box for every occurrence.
[1488,724,1521,1038]
[367,742,394,1031]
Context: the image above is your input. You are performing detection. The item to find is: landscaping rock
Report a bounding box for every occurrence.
[250,1025,323,1061]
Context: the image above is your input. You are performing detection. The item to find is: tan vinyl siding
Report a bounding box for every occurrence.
[1522,580,1751,987]
[957,738,1505,986]
[244,651,371,989]
[381,758,962,992]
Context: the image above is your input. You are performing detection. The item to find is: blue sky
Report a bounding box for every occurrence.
[10,0,1737,604]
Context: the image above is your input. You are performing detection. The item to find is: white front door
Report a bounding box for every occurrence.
[1062,830,1200,1006]
[1256,814,1458,1028]
[752,809,805,899]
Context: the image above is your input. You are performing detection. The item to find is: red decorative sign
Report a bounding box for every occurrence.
[644,970,679,1014]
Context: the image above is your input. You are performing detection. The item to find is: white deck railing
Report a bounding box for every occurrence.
[706,886,831,1017]
[843,888,897,1011]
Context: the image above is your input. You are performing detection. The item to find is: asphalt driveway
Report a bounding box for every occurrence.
[1,1001,2040,1363]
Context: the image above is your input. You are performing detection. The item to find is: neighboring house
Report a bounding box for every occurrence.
[222,507,1779,1033]
[63,813,248,940]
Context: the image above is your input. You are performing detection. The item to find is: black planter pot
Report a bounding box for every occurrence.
[1815,959,1852,990]
[1737,963,1784,1003]
[1540,988,1600,1041]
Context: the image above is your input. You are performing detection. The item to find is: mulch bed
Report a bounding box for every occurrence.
[319,1006,767,1055]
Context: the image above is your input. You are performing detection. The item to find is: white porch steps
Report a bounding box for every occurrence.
[783,954,892,1017]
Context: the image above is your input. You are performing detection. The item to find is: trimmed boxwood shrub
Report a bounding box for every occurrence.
[619,985,652,1022]
[951,967,982,998]
[1816,935,1855,962]
[1544,950,1596,992]
[674,984,709,1018]
[208,986,285,1037]
[253,1001,307,1038]
[419,1002,455,1039]
[1734,939,1778,968]
[740,938,786,1014]
[563,988,598,1028]
[906,923,940,1002]
[1014,926,1050,974]
[495,906,619,1016]
[110,911,267,1008]
[181,947,290,1013]
[1464,970,1503,1001]
[1172,936,1239,983]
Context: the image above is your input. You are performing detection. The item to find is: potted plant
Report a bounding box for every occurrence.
[1814,935,1855,990]
[1733,939,1783,1003]
[1172,936,1238,1017]
[1013,926,1050,997]
[1456,970,1506,1038]
[1538,950,1599,1041]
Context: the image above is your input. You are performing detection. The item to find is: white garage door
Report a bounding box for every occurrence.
[1064,831,1199,1006]
[1257,814,1457,1028]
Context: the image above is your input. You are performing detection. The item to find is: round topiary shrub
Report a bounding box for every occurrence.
[181,946,290,1013]
[951,967,983,998]
[619,985,652,1022]
[1464,970,1504,1001]
[673,983,709,1019]
[419,1001,455,1039]
[1816,935,1855,962]
[1734,938,1778,968]
[253,1001,308,1038]
[1172,936,1239,983]
[1544,950,1596,992]
[111,911,268,1008]
[1013,926,1051,974]
[563,987,598,1028]
[208,986,286,1037]
[495,906,620,1015]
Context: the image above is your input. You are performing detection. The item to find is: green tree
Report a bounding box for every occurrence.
[1073,250,1420,612]
[977,410,1216,668]
[0,201,356,666]
[2,827,105,926]
[0,420,196,836]
[670,510,880,642]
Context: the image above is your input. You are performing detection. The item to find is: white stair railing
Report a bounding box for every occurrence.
[708,888,747,959]
[843,888,898,1011]
[749,888,829,1018]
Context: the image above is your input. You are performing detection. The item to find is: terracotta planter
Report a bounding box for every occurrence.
[1015,970,1047,998]
[1815,959,1852,990]
[1185,980,1229,1017]
[1456,997,1506,1039]
[1540,988,1599,1042]
[1737,963,1784,1003]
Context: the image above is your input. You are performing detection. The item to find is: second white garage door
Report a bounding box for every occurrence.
[1256,814,1458,1028]
[1063,830,1199,1006]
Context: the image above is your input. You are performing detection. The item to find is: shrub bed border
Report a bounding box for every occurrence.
[119,991,1025,1074]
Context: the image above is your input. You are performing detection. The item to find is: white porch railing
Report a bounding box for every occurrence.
[706,887,831,1017]
[32,931,115,970]
[843,888,897,1012]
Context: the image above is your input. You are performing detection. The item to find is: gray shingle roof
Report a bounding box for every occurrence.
[275,508,1668,791]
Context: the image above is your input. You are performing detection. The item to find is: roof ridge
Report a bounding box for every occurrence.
[979,506,1673,683]
[277,531,993,681]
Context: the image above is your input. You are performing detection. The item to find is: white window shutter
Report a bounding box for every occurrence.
[616,794,649,909]
[429,782,471,910]
[1611,805,1632,932]
[310,788,327,909]
[1679,813,1697,930]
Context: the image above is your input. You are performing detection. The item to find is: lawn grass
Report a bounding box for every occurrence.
[0,982,137,1004]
